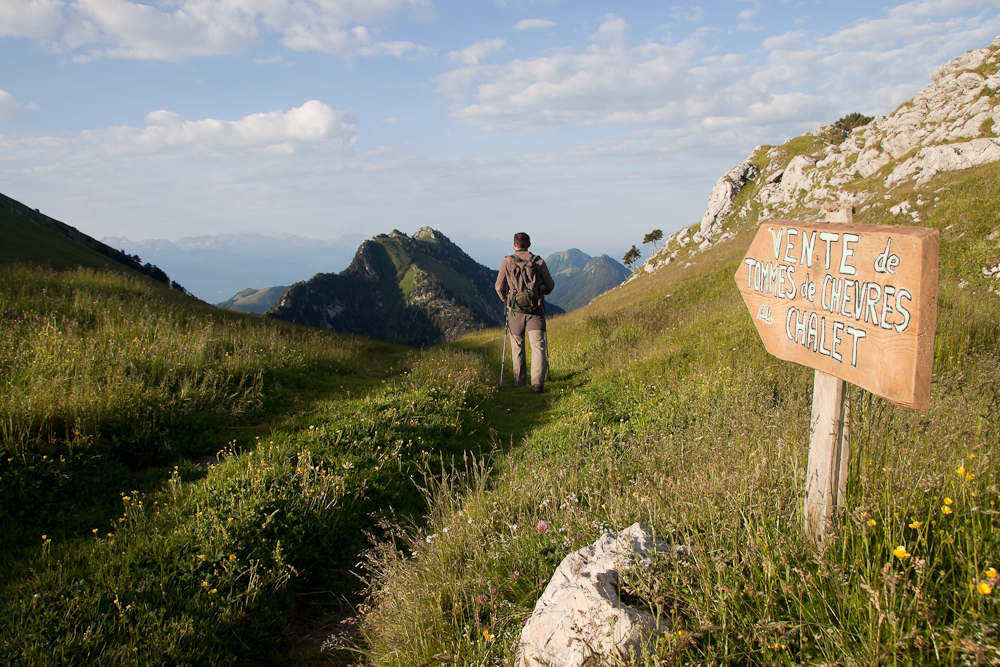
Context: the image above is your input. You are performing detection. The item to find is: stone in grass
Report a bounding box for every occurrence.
[515,522,681,667]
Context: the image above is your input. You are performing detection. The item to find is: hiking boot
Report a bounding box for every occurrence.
[533,385,544,394]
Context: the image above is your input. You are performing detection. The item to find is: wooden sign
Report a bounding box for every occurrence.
[735,220,939,410]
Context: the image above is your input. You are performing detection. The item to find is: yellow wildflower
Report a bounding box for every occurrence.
[908,520,924,529]
[956,467,966,476]
[892,546,910,559]
[986,568,997,579]
[978,583,992,595]
[868,519,877,527]
[943,506,953,515]
[944,497,953,505]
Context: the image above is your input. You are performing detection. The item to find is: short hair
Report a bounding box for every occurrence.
[514,232,531,249]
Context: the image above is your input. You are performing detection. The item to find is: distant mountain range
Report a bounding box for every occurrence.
[543,249,630,312]
[101,233,365,303]
[268,228,510,346]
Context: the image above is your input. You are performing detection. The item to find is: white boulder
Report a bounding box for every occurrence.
[515,523,677,667]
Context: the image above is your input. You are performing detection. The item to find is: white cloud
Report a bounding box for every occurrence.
[515,18,555,31]
[669,5,704,24]
[738,9,759,31]
[448,38,507,65]
[0,89,37,119]
[68,101,358,157]
[2,0,431,60]
[437,2,1000,138]
[0,0,65,38]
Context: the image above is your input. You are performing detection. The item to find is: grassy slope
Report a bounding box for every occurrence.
[359,161,1000,665]
[2,156,998,666]
[1,211,147,275]
[0,256,558,664]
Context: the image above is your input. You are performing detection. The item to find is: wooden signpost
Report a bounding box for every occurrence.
[735,207,939,543]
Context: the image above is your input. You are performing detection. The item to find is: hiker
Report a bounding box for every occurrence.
[495,232,555,393]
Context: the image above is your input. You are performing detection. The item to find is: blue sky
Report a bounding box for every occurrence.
[2,0,1000,259]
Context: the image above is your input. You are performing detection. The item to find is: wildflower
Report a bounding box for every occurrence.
[228,554,236,561]
[966,473,975,481]
[986,568,997,579]
[512,571,521,580]
[908,520,924,529]
[868,519,877,527]
[209,589,217,594]
[536,520,550,533]
[892,546,910,559]
[944,497,953,505]
[483,629,494,642]
[957,467,966,476]
[978,583,992,595]
[942,506,953,515]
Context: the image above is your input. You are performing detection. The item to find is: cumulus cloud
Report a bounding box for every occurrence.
[436,2,1000,137]
[0,89,37,119]
[669,5,704,24]
[0,0,65,38]
[448,38,506,65]
[3,0,431,60]
[71,101,358,156]
[515,18,555,31]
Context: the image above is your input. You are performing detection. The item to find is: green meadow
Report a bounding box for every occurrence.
[2,161,1000,666]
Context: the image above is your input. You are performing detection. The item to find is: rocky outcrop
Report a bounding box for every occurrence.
[516,523,682,667]
[698,161,759,240]
[637,35,1000,278]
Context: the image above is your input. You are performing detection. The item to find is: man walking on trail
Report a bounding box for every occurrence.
[495,232,555,393]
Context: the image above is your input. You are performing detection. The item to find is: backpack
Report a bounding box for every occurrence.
[506,253,542,313]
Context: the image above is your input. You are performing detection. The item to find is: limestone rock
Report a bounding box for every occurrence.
[515,523,675,667]
[699,162,758,239]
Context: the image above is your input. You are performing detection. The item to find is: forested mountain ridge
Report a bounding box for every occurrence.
[268,227,505,346]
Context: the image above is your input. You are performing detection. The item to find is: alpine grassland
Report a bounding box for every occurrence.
[360,162,1000,666]
[2,162,999,666]
[0,261,538,665]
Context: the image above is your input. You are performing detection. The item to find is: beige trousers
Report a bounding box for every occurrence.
[508,311,547,388]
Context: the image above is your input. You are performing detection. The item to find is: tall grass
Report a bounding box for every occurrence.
[359,164,1000,665]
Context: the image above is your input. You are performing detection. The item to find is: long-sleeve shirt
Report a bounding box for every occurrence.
[495,250,555,303]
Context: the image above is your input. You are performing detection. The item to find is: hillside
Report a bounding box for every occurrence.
[638,36,1000,281]
[544,249,630,311]
[214,285,290,314]
[1,192,188,294]
[268,227,505,346]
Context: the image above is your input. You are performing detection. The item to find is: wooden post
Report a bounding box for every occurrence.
[804,202,853,543]
[804,371,850,542]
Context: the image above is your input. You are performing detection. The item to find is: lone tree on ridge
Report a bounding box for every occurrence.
[623,245,641,273]
[643,229,663,251]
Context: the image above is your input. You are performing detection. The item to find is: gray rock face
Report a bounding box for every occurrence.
[515,523,676,667]
[699,161,759,239]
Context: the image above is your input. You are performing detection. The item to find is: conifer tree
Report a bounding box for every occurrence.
[623,245,641,272]
[642,229,663,251]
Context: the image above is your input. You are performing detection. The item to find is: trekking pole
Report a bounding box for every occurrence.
[499,308,509,389]
[544,326,551,381]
